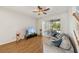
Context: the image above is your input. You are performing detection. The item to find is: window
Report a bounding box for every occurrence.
[50,19,61,32]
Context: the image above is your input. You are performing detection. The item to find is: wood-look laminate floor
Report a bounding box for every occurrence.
[0,36,43,53]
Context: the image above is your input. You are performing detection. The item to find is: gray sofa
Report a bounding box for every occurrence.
[43,34,74,53]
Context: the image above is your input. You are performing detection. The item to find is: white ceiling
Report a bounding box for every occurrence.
[0,6,71,18]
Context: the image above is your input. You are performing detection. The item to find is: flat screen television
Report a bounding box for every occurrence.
[27,27,36,35]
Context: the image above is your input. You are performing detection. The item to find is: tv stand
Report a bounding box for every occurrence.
[25,33,37,39]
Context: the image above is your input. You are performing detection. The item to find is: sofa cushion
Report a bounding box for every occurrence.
[60,35,71,50]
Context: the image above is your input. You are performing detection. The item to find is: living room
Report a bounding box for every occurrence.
[0,6,79,53]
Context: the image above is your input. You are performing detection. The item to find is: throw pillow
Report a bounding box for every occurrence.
[52,39,62,47]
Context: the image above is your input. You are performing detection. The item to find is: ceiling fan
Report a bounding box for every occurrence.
[33,6,50,15]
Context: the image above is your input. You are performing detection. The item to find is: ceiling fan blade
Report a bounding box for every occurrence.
[33,11,39,12]
[44,8,50,11]
[38,6,42,9]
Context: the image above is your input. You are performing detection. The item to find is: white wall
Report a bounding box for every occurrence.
[0,8,36,45]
